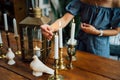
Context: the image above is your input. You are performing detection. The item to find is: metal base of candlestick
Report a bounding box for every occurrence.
[15,51,21,55]
[0,55,6,59]
[48,75,64,80]
[0,44,6,59]
[58,48,66,70]
[66,55,77,61]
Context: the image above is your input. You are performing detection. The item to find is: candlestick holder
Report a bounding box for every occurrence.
[0,43,3,59]
[58,48,66,70]
[5,31,10,48]
[14,36,21,55]
[48,59,64,80]
[67,44,76,69]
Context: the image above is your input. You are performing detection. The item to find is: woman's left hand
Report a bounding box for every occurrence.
[81,23,100,35]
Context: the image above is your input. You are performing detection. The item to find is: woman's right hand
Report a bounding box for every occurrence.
[40,24,54,40]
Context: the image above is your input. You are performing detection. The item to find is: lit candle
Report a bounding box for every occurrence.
[13,18,18,37]
[3,13,8,31]
[54,34,59,59]
[59,28,63,48]
[34,46,41,57]
[70,19,75,44]
[0,31,3,44]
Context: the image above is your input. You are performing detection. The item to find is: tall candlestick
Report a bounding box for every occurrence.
[3,13,8,31]
[58,28,63,48]
[54,34,59,59]
[13,18,18,37]
[70,19,75,44]
[0,31,3,44]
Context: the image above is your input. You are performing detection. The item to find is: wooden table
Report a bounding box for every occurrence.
[0,48,120,80]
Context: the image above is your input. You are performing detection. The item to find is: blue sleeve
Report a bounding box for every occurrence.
[111,8,120,28]
[66,0,81,16]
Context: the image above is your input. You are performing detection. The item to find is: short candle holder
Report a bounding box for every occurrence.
[58,48,66,70]
[14,36,21,55]
[67,44,76,69]
[48,59,64,80]
[0,43,5,59]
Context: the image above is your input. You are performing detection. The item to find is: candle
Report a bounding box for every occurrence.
[13,18,18,37]
[38,29,42,41]
[38,0,41,8]
[3,13,8,31]
[35,0,38,8]
[59,28,63,48]
[0,31,3,44]
[54,34,59,59]
[34,46,41,57]
[70,20,75,44]
[31,0,35,8]
[58,21,63,48]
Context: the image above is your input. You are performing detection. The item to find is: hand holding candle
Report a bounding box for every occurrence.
[3,13,8,31]
[13,18,18,37]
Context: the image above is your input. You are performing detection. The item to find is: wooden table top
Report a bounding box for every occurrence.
[0,48,120,80]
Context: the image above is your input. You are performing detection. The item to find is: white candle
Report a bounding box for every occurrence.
[13,18,18,36]
[38,29,42,41]
[54,34,59,59]
[0,31,3,44]
[59,28,63,48]
[70,20,75,44]
[38,0,41,8]
[3,13,8,31]
[31,0,35,8]
[34,46,41,57]
[35,0,38,8]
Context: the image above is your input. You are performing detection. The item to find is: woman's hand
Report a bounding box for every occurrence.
[81,23,100,35]
[40,24,54,40]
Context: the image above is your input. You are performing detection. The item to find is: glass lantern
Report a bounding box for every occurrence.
[19,16,51,63]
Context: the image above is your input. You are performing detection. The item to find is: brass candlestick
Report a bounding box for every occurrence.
[0,43,3,59]
[15,36,21,55]
[48,59,64,80]
[67,45,76,69]
[58,48,66,70]
[5,31,10,48]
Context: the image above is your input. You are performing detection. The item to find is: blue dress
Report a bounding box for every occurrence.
[66,0,120,58]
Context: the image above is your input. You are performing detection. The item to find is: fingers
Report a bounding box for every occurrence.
[40,24,54,40]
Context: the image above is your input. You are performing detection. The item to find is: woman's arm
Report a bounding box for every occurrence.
[50,13,74,32]
[81,23,120,36]
[40,12,74,40]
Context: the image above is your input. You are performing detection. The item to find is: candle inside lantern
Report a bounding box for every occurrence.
[54,34,59,59]
[3,13,8,31]
[70,19,75,44]
[0,31,3,44]
[13,18,18,37]
[34,46,41,57]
